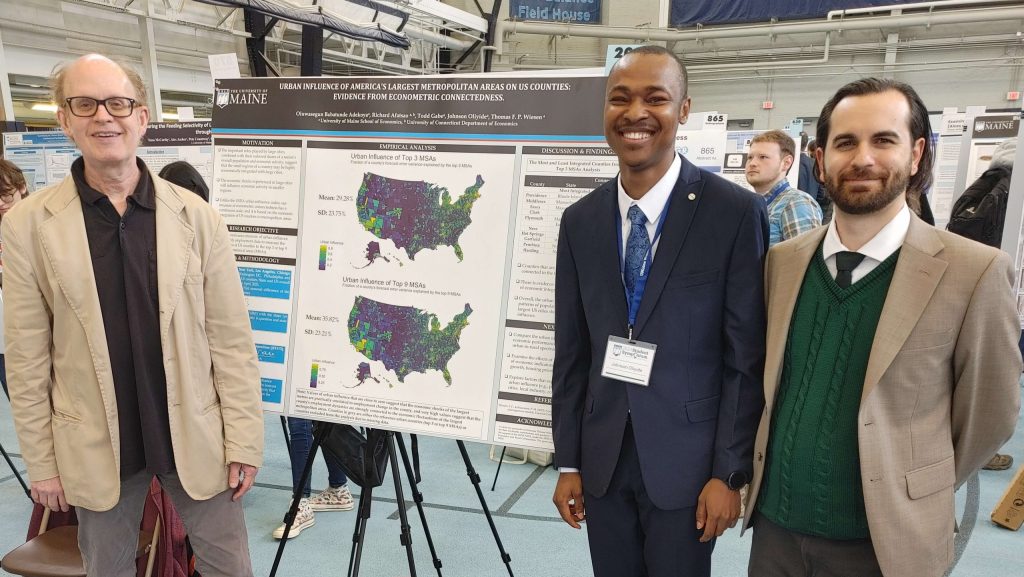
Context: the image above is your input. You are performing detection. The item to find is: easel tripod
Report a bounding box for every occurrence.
[269,422,514,577]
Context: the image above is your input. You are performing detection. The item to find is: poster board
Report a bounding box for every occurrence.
[676,112,727,174]
[1,131,79,190]
[931,108,969,229]
[1,122,211,189]
[211,76,616,450]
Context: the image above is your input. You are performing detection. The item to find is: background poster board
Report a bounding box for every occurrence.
[964,114,1018,185]
[931,109,968,228]
[1,122,212,189]
[1,131,79,190]
[676,111,727,173]
[211,76,610,450]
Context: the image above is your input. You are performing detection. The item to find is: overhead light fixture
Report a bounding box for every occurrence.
[31,103,58,113]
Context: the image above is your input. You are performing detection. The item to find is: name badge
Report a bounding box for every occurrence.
[601,336,657,386]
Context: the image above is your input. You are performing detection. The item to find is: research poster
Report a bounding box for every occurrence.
[965,114,1019,183]
[1,122,211,189]
[138,122,213,181]
[211,76,610,448]
[931,109,967,228]
[1,131,79,189]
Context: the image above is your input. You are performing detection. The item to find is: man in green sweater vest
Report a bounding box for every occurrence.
[743,78,1022,577]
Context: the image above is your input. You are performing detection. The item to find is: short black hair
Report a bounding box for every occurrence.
[159,160,209,202]
[611,45,688,97]
[816,77,934,202]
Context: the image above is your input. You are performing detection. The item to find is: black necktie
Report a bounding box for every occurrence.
[835,251,866,289]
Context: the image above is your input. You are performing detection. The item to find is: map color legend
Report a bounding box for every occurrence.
[309,363,319,388]
[318,244,328,270]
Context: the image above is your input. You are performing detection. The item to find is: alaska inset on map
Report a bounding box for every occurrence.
[356,172,483,264]
[348,296,473,386]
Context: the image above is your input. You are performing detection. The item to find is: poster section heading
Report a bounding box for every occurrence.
[212,77,606,138]
[140,122,212,146]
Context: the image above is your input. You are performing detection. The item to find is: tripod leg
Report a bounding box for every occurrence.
[396,433,443,576]
[0,441,30,500]
[280,415,291,454]
[269,422,330,577]
[349,486,374,577]
[457,441,514,576]
[490,446,508,491]
[388,433,417,577]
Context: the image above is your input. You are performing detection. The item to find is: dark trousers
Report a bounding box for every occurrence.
[748,513,883,577]
[584,421,714,577]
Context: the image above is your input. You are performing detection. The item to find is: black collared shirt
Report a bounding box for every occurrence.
[72,157,175,478]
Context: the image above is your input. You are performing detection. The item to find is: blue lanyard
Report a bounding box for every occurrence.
[615,197,672,339]
[763,179,790,207]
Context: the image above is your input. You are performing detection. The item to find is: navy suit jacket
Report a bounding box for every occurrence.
[552,155,768,510]
[798,153,828,214]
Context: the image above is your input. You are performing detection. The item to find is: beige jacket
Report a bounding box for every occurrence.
[2,169,264,511]
[743,214,1021,577]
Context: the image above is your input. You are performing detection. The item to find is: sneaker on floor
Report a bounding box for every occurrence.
[308,485,355,511]
[983,453,1014,471]
[272,499,315,539]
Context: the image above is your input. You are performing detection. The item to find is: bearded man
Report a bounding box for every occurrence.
[741,77,1021,577]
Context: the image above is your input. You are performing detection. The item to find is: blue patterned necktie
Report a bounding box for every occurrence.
[624,205,651,297]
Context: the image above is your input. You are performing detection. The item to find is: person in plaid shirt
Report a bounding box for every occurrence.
[746,130,823,246]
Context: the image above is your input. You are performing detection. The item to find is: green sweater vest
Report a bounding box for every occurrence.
[757,246,899,540]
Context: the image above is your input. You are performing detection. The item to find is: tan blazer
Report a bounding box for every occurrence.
[743,214,1021,577]
[2,170,264,511]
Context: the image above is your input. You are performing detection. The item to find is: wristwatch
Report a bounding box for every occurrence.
[723,471,749,491]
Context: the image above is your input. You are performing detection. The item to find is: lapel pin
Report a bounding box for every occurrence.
[688,193,696,201]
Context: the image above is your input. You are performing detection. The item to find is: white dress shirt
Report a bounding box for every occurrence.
[822,203,910,285]
[616,153,681,262]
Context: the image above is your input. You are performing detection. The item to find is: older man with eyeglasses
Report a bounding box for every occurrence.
[1,54,263,577]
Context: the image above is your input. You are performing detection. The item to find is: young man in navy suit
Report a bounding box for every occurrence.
[551,45,768,576]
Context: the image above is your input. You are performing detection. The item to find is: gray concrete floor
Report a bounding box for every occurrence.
[1,387,1022,576]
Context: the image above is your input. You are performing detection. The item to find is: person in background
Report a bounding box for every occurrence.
[800,138,831,220]
[2,53,263,577]
[744,77,1021,577]
[158,160,209,202]
[272,418,355,539]
[0,159,28,398]
[746,130,822,246]
[945,136,1019,471]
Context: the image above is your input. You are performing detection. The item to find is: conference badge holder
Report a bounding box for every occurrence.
[601,335,657,386]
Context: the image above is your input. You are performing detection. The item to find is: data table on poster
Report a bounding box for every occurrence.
[493,146,618,449]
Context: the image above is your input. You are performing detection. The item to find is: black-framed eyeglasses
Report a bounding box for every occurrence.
[63,96,138,118]
[0,188,20,203]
